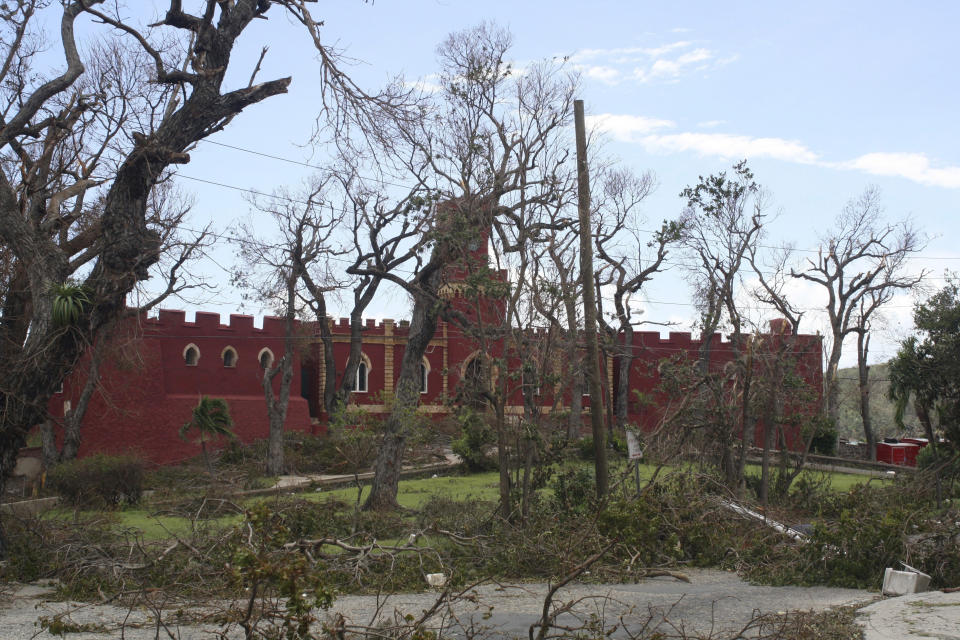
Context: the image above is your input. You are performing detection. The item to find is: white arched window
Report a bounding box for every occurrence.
[183,343,200,366]
[222,346,238,368]
[349,353,372,393]
[419,358,431,394]
[258,347,274,370]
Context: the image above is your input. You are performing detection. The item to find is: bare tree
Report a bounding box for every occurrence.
[0,0,408,541]
[791,186,925,456]
[359,23,578,510]
[593,168,679,433]
[679,161,767,489]
[235,182,342,475]
[533,229,587,442]
[323,166,434,418]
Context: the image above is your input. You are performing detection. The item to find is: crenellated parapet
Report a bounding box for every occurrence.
[140,309,300,338]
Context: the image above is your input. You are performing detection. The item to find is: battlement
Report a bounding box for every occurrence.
[327,317,405,334]
[142,309,298,337]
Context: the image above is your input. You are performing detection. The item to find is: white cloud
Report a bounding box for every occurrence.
[586,113,676,141]
[646,47,713,79]
[640,132,820,164]
[573,41,691,62]
[572,40,733,85]
[844,152,960,189]
[582,65,621,84]
[592,112,960,190]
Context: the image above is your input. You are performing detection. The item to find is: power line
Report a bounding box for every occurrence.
[196,138,960,260]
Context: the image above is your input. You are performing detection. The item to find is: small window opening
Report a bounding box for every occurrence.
[184,345,199,366]
[259,349,274,369]
[354,361,368,393]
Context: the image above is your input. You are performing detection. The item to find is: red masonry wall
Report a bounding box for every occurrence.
[50,310,313,466]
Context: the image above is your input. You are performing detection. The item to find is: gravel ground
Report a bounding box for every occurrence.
[1,569,876,639]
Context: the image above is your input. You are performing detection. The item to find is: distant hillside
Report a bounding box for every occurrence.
[834,362,922,442]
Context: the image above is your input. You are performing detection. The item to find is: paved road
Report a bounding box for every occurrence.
[858,589,960,640]
[1,570,875,639]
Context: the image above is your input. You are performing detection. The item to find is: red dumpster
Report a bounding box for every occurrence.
[902,443,921,467]
[877,442,920,466]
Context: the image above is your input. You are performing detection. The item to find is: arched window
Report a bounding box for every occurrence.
[348,353,372,393]
[419,359,430,394]
[222,346,237,368]
[464,356,483,387]
[462,354,486,409]
[258,348,274,370]
[183,344,200,366]
[355,361,368,392]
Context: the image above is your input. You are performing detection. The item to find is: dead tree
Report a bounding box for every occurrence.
[360,23,578,510]
[0,0,408,546]
[791,186,925,442]
[235,182,343,475]
[593,167,678,433]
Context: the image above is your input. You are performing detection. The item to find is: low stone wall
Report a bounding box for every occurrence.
[838,440,869,461]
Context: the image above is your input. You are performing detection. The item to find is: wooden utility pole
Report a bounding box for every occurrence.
[574,99,608,499]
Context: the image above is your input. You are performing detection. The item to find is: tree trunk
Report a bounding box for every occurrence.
[264,276,296,476]
[58,323,114,462]
[915,401,936,450]
[760,347,787,507]
[857,331,876,461]
[363,284,442,511]
[824,336,844,424]
[759,417,775,507]
[614,324,634,430]
[41,420,58,469]
[495,398,512,519]
[316,313,338,416]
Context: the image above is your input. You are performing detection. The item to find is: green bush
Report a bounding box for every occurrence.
[549,467,596,515]
[451,408,496,471]
[575,436,595,460]
[917,445,960,472]
[809,420,838,456]
[47,453,144,507]
[745,483,914,588]
[610,433,629,456]
[219,432,342,475]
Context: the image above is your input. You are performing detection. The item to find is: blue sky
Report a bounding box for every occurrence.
[143,1,960,367]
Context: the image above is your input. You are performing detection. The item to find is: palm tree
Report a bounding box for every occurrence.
[180,396,236,473]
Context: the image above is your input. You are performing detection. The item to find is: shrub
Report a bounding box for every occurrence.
[549,467,596,515]
[609,433,629,456]
[451,408,496,471]
[47,453,144,507]
[745,483,915,588]
[417,495,495,537]
[917,445,960,474]
[809,420,837,456]
[575,436,595,460]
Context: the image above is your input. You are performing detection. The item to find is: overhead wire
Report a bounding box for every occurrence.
[141,140,952,322]
[195,138,960,260]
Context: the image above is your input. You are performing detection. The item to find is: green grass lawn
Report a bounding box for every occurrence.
[47,460,889,542]
[311,471,502,508]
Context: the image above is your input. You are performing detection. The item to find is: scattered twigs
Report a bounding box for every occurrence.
[530,541,615,640]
